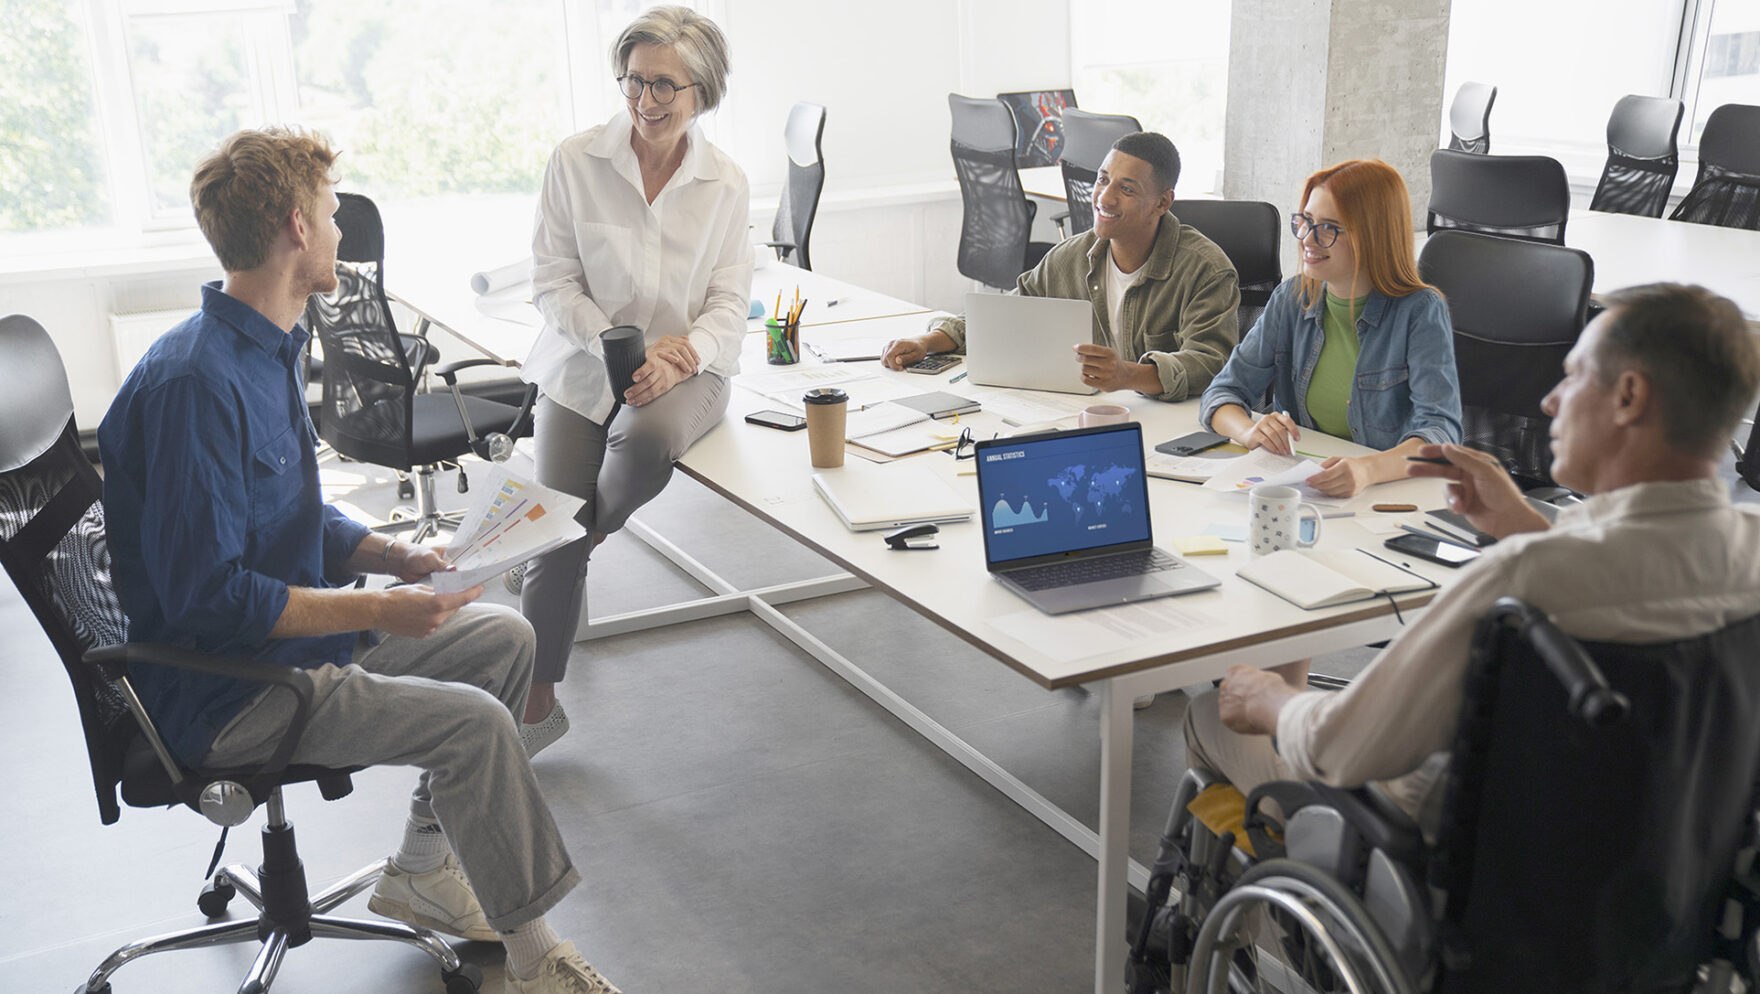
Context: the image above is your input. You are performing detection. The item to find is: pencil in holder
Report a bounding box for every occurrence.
[766,318,800,365]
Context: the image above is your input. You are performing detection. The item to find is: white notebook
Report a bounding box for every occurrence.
[1236,549,1437,609]
[811,460,974,531]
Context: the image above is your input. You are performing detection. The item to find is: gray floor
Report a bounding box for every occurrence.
[8,443,1751,994]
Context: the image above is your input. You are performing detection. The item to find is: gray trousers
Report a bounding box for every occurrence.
[521,374,730,682]
[203,603,578,931]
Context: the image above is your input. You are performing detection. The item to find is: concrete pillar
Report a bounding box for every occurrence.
[1224,0,1452,271]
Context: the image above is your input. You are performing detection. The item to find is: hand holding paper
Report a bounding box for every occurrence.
[420,458,587,593]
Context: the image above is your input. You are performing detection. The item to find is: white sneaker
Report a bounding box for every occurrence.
[509,941,622,994]
[367,854,498,943]
[1133,694,1156,710]
[520,699,570,757]
[504,561,528,595]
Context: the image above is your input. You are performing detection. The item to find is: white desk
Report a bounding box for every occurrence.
[1566,209,1760,321]
[389,252,1454,994]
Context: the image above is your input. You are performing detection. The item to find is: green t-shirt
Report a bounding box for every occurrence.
[1305,291,1366,439]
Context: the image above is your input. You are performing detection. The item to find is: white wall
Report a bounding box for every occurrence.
[0,0,1072,429]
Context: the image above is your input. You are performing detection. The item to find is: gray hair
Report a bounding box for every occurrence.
[610,6,731,114]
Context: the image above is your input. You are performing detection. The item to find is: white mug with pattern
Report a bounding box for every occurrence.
[1247,484,1323,557]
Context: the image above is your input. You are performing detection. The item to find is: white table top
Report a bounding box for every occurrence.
[1566,209,1760,321]
[681,338,1455,690]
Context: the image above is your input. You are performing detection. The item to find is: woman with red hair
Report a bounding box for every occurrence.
[1201,159,1462,498]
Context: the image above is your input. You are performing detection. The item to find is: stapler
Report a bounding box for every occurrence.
[884,523,940,550]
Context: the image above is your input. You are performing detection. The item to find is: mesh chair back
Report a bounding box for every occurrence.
[1419,230,1592,486]
[306,260,417,471]
[1589,95,1683,218]
[1670,103,1760,230]
[995,89,1076,168]
[0,315,132,825]
[1172,200,1282,330]
[1057,108,1142,236]
[1447,81,1496,154]
[1427,149,1571,244]
[771,102,826,271]
[951,93,1037,290]
[1432,600,1760,994]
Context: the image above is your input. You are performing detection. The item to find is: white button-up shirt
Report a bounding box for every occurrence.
[522,114,753,424]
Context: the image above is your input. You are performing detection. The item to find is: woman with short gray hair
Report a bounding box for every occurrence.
[517,6,749,759]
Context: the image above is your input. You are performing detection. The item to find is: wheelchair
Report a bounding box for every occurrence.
[1127,597,1760,994]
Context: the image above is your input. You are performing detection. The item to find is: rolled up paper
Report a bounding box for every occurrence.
[469,258,532,296]
[601,325,646,403]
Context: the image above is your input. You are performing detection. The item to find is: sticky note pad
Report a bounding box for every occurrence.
[1174,535,1230,556]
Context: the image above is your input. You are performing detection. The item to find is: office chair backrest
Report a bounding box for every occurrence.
[1590,95,1684,218]
[1058,108,1142,235]
[1433,598,1760,994]
[1670,103,1760,230]
[771,101,826,271]
[950,93,1038,291]
[1741,398,1760,492]
[305,193,419,471]
[1427,148,1571,244]
[1447,81,1496,153]
[1419,229,1592,485]
[1171,199,1282,308]
[995,88,1076,169]
[0,315,132,825]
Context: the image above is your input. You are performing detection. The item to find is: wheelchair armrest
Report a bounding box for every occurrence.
[84,643,316,786]
[1245,780,1425,865]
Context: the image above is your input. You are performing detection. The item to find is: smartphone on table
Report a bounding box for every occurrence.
[1383,532,1481,568]
[1155,430,1230,457]
[744,409,808,431]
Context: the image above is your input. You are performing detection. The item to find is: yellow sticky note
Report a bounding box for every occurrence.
[1174,535,1229,556]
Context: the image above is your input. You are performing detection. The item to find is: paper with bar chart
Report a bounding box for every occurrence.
[423,457,587,593]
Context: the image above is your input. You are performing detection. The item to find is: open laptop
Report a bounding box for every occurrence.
[974,422,1218,614]
[964,293,1097,395]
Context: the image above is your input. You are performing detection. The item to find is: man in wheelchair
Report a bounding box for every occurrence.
[1135,283,1760,994]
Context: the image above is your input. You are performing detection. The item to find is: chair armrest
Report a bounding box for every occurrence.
[1244,780,1425,865]
[399,333,439,372]
[430,362,538,458]
[432,357,509,382]
[84,643,316,785]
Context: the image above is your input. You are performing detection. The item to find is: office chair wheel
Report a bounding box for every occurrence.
[442,962,483,993]
[196,877,235,918]
[398,476,415,500]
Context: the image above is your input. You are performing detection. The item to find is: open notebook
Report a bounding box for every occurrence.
[1236,549,1437,610]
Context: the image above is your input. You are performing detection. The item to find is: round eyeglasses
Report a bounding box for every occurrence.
[617,73,696,105]
[1289,213,1345,249]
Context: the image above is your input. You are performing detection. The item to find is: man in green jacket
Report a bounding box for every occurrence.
[882,132,1241,402]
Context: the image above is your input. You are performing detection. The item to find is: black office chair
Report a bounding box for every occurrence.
[0,314,482,994]
[950,93,1053,290]
[1170,200,1282,331]
[1419,229,1592,490]
[1589,94,1684,218]
[1670,103,1760,230]
[996,88,1077,169]
[1138,596,1760,994]
[1427,148,1571,244]
[1735,397,1760,492]
[1446,81,1496,154]
[306,192,534,542]
[1058,108,1142,236]
[762,102,826,270]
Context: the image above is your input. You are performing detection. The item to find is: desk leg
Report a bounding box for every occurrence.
[1094,678,1132,994]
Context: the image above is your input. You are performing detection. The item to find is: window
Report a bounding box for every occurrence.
[0,0,112,234]
[1069,0,1230,197]
[1680,0,1760,143]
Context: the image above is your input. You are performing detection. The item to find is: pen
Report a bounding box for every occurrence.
[827,297,844,307]
[1406,456,1452,466]
[949,371,968,383]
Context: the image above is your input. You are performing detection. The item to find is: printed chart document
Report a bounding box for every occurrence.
[1235,549,1436,609]
[423,459,587,593]
[1147,449,1254,483]
[1199,449,1347,506]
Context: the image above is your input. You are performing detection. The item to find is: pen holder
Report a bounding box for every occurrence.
[766,318,800,365]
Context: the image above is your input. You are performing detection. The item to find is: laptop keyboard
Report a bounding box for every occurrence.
[1007,549,1184,591]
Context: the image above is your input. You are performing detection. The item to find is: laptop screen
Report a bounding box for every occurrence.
[974,423,1153,567]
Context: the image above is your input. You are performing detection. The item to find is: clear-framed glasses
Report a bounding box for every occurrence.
[1289,212,1345,249]
[616,73,696,105]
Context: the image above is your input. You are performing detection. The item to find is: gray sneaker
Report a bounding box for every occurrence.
[520,699,569,757]
[504,561,528,595]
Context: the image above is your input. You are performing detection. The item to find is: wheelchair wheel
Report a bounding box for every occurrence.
[1186,859,1417,994]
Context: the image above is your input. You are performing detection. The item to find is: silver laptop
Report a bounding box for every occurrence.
[964,293,1097,395]
[974,423,1218,614]
[812,460,974,532]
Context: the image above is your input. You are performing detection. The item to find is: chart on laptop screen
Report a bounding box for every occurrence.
[979,430,1152,563]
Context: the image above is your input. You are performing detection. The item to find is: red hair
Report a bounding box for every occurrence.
[1296,159,1432,310]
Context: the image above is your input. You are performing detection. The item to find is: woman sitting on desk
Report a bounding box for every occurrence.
[1199,159,1462,498]
[516,5,751,754]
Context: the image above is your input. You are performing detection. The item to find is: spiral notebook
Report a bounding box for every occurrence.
[1236,549,1436,610]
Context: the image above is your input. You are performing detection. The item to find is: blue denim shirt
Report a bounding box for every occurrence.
[1199,277,1463,450]
[98,283,370,764]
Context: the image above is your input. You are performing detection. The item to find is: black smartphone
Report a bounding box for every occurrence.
[1155,430,1229,457]
[1384,532,1481,568]
[744,409,808,431]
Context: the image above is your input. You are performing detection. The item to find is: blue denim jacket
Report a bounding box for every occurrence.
[1199,277,1463,450]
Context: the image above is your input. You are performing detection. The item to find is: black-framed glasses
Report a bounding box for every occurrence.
[952,427,998,460]
[617,73,697,105]
[1289,212,1345,249]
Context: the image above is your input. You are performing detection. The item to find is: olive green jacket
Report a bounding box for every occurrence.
[935,214,1241,401]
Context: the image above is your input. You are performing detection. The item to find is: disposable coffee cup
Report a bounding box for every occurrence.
[803,387,848,468]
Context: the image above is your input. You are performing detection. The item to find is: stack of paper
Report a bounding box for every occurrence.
[422,458,587,593]
[1199,449,1347,506]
